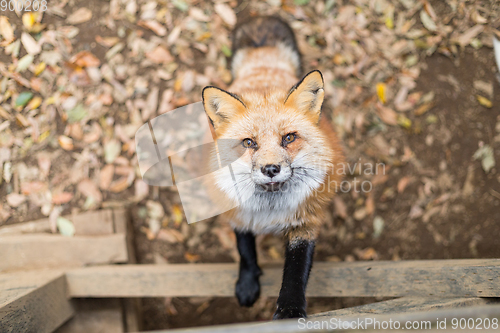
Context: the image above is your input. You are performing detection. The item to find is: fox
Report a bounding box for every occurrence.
[201,16,345,319]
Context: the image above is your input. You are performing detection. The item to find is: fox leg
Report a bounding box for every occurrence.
[273,231,315,319]
[235,230,262,307]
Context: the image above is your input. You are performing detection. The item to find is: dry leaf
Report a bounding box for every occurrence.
[52,192,74,204]
[138,20,167,36]
[99,164,115,190]
[67,8,93,24]
[21,32,41,55]
[77,179,103,203]
[6,193,26,207]
[214,3,237,26]
[477,95,492,108]
[376,103,398,125]
[0,16,15,44]
[21,181,47,195]
[70,51,101,67]
[146,46,174,64]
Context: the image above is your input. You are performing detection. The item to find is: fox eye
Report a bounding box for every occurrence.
[283,133,296,145]
[242,138,256,148]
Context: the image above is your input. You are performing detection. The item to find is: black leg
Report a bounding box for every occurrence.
[273,239,315,319]
[234,230,261,307]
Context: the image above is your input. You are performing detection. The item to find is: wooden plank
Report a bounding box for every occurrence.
[0,209,115,236]
[311,297,500,319]
[0,234,128,272]
[72,209,114,235]
[55,299,124,333]
[66,259,500,298]
[145,303,500,333]
[0,270,74,333]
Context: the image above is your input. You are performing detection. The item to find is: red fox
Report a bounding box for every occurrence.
[202,16,345,319]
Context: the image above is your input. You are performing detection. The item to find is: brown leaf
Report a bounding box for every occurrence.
[99,164,115,190]
[21,32,41,55]
[145,46,174,64]
[214,3,237,26]
[6,193,26,207]
[397,176,412,193]
[67,8,93,24]
[21,181,47,195]
[333,196,347,219]
[157,228,185,243]
[77,179,103,202]
[376,103,398,125]
[0,16,15,44]
[52,192,74,204]
[108,176,131,193]
[138,20,167,36]
[58,135,74,150]
[70,51,101,68]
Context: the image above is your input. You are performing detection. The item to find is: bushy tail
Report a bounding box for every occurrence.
[231,16,301,75]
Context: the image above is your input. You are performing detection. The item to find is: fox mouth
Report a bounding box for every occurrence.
[259,181,285,192]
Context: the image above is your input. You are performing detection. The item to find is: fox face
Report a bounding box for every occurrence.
[203,71,335,227]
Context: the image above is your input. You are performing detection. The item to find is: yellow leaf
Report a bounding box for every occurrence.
[397,115,412,129]
[46,96,56,105]
[34,62,46,76]
[22,13,36,29]
[172,205,183,226]
[376,83,386,104]
[477,95,492,108]
[385,17,394,29]
[25,96,42,111]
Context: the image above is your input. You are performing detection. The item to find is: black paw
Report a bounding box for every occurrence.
[235,271,261,307]
[273,306,307,320]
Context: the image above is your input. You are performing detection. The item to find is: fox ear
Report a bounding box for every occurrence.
[284,70,324,123]
[202,87,246,129]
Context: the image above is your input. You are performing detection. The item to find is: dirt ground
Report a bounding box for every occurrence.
[1,0,499,331]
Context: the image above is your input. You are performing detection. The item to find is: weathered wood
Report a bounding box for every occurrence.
[0,234,128,272]
[55,299,124,333]
[311,297,500,319]
[145,303,500,333]
[66,259,500,298]
[0,209,116,236]
[72,209,114,235]
[0,270,74,333]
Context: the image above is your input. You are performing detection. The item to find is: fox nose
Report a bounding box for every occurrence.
[261,164,281,178]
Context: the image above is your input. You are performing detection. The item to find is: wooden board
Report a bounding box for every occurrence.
[0,234,128,272]
[0,270,74,333]
[0,209,116,236]
[66,259,500,298]
[55,299,124,333]
[146,302,500,333]
[311,297,500,319]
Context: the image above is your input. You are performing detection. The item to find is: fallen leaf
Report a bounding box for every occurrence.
[376,83,386,104]
[104,139,121,164]
[6,193,26,207]
[372,216,384,238]
[157,228,185,243]
[473,144,495,173]
[420,10,437,32]
[145,46,174,64]
[138,20,167,36]
[15,92,33,108]
[376,103,398,125]
[21,181,47,195]
[477,95,492,108]
[52,192,74,204]
[78,179,103,203]
[397,176,411,193]
[70,51,101,67]
[109,176,131,193]
[214,3,237,26]
[57,217,75,237]
[58,135,74,150]
[21,32,41,55]
[16,54,34,72]
[0,16,15,44]
[99,164,115,190]
[67,8,93,24]
[455,25,484,47]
